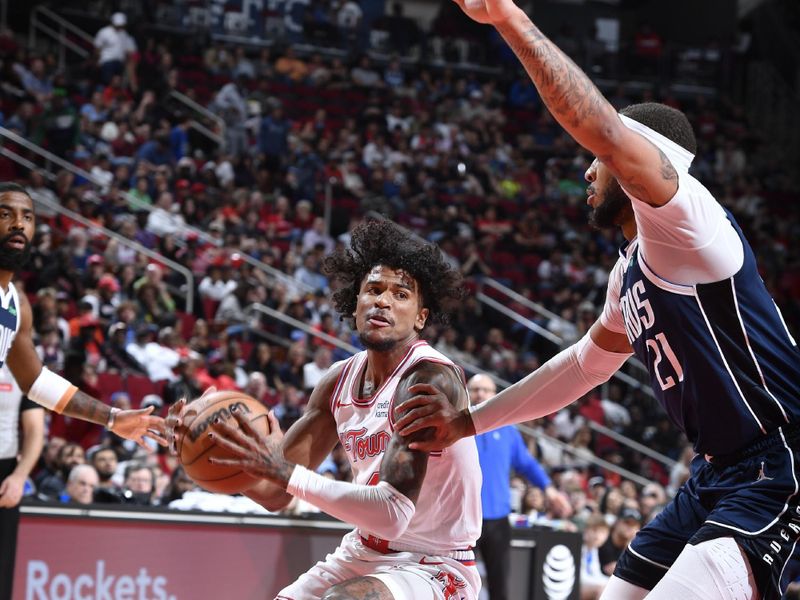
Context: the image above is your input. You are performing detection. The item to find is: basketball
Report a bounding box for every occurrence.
[178,391,270,494]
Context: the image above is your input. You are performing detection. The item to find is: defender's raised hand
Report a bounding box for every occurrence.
[453,0,522,25]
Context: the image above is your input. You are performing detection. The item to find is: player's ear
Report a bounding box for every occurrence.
[415,308,429,332]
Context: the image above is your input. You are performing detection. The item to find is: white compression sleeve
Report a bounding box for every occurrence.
[287,465,416,540]
[469,334,631,434]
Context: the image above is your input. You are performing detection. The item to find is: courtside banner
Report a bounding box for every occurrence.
[13,506,347,600]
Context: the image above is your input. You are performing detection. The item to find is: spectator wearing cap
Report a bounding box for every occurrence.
[82,253,105,289]
[94,12,137,84]
[97,274,121,321]
[102,322,145,375]
[598,506,642,576]
[468,373,571,600]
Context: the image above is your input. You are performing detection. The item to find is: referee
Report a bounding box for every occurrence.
[0,365,44,600]
[469,373,570,600]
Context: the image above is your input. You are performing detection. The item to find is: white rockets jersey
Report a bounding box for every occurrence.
[330,340,482,554]
[0,282,21,370]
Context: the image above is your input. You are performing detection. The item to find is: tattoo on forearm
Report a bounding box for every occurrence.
[496,21,615,131]
[262,440,295,486]
[62,391,111,426]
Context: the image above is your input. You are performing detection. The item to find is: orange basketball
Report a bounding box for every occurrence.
[178,391,270,494]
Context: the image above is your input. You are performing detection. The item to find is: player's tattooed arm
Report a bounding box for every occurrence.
[61,390,111,425]
[484,5,679,205]
[497,21,615,139]
[381,362,467,503]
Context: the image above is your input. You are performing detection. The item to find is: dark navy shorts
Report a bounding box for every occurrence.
[615,425,800,599]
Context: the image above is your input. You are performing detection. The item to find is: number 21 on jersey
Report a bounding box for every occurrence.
[647,332,684,391]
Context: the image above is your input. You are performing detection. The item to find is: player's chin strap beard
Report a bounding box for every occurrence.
[0,244,30,272]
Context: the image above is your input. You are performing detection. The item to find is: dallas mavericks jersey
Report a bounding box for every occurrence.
[618,213,800,456]
[0,282,21,369]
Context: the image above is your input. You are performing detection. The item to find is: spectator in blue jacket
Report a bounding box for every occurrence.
[469,373,570,600]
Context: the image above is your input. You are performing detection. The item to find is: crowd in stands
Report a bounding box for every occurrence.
[0,4,798,593]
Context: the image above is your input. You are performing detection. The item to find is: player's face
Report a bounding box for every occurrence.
[0,192,35,272]
[355,265,428,352]
[585,159,632,229]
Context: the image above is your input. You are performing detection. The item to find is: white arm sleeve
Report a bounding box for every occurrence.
[287,466,416,540]
[469,334,632,434]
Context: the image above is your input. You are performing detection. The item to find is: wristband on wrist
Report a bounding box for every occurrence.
[107,407,121,430]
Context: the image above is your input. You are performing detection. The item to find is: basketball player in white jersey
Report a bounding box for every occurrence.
[0,183,165,447]
[176,219,482,600]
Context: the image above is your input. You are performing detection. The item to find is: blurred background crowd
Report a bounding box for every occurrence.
[0,0,798,596]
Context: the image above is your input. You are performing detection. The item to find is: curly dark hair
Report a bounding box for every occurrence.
[322,219,464,328]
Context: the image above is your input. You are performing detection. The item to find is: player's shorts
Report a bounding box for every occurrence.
[275,530,480,600]
[615,424,800,600]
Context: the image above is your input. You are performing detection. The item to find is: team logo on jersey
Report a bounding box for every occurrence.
[341,427,391,462]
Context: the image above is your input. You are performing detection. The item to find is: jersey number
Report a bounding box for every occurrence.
[646,332,684,391]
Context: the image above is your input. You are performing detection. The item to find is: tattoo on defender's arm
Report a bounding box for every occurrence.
[61,391,111,426]
[601,145,678,203]
[496,22,614,131]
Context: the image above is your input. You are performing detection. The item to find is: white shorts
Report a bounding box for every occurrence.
[275,530,481,600]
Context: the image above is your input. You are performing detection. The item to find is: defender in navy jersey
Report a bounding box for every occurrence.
[392,2,800,599]
[0,183,166,453]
